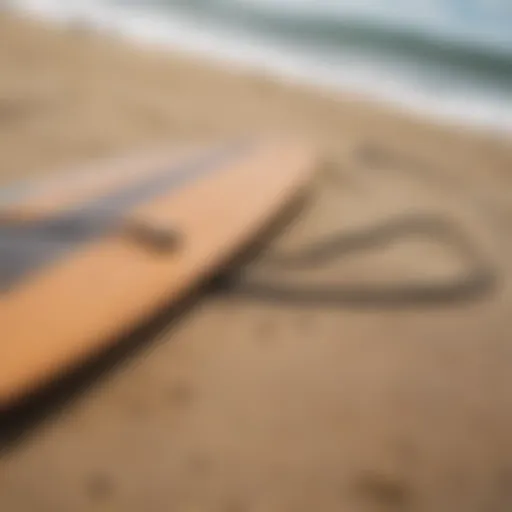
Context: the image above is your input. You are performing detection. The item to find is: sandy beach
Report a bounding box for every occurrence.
[1,11,512,512]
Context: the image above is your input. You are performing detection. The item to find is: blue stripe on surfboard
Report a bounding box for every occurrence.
[0,140,253,292]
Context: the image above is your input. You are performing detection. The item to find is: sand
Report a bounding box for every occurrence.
[1,11,512,512]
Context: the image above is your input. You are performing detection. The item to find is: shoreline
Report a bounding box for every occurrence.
[0,11,510,182]
[7,1,512,136]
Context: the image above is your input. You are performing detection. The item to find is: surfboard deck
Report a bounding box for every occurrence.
[0,137,317,406]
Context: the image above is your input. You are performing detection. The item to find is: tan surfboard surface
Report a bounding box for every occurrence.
[0,137,317,406]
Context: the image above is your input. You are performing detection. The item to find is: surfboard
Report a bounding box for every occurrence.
[0,137,317,406]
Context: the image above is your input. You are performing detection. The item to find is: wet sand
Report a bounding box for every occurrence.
[1,11,512,512]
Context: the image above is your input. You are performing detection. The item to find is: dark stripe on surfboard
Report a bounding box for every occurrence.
[0,140,253,292]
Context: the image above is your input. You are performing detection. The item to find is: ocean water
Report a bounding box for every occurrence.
[8,0,512,133]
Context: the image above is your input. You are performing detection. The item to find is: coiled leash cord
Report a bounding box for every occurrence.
[219,178,498,308]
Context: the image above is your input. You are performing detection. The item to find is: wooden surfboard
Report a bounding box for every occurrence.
[0,137,317,406]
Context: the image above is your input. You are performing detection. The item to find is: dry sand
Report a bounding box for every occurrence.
[1,11,512,512]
